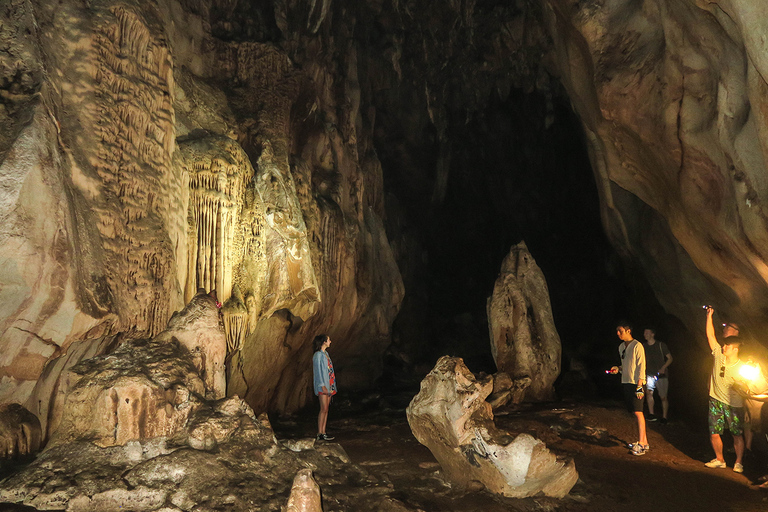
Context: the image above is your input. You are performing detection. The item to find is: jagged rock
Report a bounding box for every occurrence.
[23,333,123,444]
[46,337,205,449]
[487,242,562,401]
[159,291,227,399]
[285,469,323,512]
[406,356,578,498]
[486,372,532,409]
[0,401,407,511]
[0,403,41,459]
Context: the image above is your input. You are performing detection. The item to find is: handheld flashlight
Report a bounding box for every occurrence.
[740,364,760,382]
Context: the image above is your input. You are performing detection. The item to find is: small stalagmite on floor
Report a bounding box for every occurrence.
[406,356,578,498]
[285,469,323,512]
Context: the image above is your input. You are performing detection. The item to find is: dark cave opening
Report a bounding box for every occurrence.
[376,86,684,404]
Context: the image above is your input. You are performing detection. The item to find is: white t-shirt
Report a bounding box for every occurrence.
[619,340,645,385]
[709,347,744,407]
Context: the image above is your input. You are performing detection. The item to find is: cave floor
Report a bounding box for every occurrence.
[272,391,768,512]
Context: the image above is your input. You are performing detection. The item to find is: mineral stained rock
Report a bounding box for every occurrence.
[286,469,323,512]
[487,242,561,402]
[0,298,405,511]
[158,291,227,400]
[0,0,404,418]
[542,0,768,334]
[0,403,41,459]
[406,356,578,498]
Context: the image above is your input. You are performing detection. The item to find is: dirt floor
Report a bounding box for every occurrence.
[273,392,768,512]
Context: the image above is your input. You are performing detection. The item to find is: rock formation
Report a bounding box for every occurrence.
[406,356,578,498]
[285,469,323,512]
[0,293,407,511]
[0,0,404,417]
[487,242,562,402]
[158,291,227,400]
[0,403,41,460]
[541,0,768,336]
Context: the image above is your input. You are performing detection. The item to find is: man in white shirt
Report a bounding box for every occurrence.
[610,322,648,455]
[704,306,745,473]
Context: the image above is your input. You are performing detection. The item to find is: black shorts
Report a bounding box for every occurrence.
[623,383,645,412]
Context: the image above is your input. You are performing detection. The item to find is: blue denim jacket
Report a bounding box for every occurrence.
[313,350,336,396]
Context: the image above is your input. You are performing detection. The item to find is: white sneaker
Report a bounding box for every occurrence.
[631,443,649,456]
[733,463,744,473]
[705,459,727,469]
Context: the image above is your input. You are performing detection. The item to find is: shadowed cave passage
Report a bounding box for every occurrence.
[376,87,656,390]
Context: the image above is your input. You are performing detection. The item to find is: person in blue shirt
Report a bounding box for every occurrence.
[312,334,337,441]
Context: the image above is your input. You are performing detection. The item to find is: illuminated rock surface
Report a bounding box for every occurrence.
[543,0,768,333]
[0,403,41,460]
[488,243,561,402]
[0,299,407,511]
[406,356,578,498]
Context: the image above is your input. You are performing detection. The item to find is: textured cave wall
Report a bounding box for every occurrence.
[0,0,404,415]
[542,0,768,339]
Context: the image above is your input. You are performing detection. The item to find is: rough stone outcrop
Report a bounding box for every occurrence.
[158,291,227,400]
[46,336,206,449]
[285,469,323,512]
[487,242,561,402]
[406,356,578,498]
[0,403,41,459]
[0,406,404,512]
[541,0,768,335]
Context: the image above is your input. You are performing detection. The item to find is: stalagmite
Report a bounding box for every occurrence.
[487,242,562,402]
[285,469,323,512]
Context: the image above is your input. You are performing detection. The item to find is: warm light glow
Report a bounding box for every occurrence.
[739,364,760,381]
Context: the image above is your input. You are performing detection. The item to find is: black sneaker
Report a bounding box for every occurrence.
[316,433,335,441]
[646,414,658,422]
[659,418,668,425]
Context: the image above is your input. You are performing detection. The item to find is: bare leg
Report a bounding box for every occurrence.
[710,433,724,462]
[734,434,744,465]
[635,411,648,445]
[318,394,330,435]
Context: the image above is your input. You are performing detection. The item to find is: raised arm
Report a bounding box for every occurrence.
[705,306,719,352]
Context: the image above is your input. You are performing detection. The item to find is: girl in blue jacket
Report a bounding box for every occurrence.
[312,334,337,440]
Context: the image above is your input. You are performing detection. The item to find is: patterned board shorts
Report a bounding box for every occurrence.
[708,397,744,436]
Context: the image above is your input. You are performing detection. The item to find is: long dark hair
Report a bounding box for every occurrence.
[313,334,329,352]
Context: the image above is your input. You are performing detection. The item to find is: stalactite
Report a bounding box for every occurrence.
[222,288,248,356]
[178,135,254,306]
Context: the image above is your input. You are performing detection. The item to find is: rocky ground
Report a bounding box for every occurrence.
[3,391,768,512]
[274,391,768,512]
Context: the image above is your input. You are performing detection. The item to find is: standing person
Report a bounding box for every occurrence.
[643,328,673,424]
[312,334,337,441]
[704,306,745,473]
[609,322,649,455]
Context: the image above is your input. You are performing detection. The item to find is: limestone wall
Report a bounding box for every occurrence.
[0,0,403,415]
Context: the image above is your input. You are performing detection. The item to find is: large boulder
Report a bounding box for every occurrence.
[46,336,206,449]
[487,242,562,401]
[406,356,578,498]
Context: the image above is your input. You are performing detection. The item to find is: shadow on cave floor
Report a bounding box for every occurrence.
[272,393,768,512]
